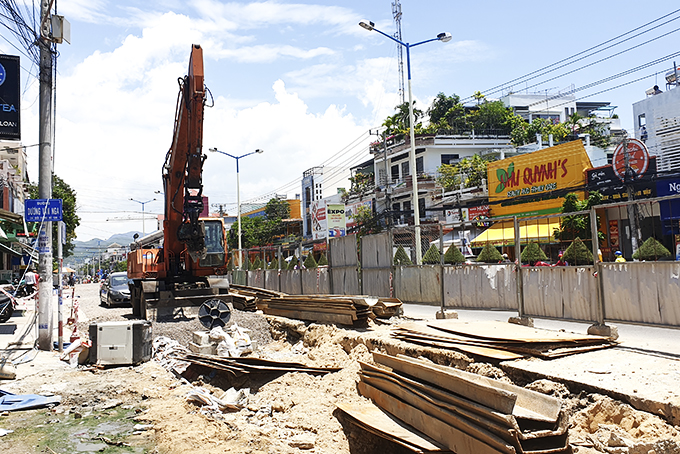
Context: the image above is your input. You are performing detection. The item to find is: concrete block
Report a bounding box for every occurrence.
[508,316,534,327]
[436,310,458,320]
[192,331,210,345]
[588,323,619,341]
[189,342,216,355]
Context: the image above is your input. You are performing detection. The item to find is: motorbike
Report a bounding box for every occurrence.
[0,287,17,323]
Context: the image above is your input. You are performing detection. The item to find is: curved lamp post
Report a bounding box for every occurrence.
[130,198,156,234]
[209,148,264,269]
[359,20,451,264]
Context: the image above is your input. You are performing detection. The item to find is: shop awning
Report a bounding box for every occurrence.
[471,218,562,247]
[0,242,22,257]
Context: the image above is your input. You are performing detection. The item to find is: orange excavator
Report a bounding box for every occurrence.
[127,45,231,322]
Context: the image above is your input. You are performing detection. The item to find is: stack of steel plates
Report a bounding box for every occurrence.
[392,320,617,360]
[344,352,571,454]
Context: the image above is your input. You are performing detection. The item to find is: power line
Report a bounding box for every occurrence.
[461,8,680,102]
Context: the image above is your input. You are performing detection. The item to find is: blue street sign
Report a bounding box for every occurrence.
[25,198,63,222]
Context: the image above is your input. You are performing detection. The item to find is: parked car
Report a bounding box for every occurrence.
[100,272,132,307]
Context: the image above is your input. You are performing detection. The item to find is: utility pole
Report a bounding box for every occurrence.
[623,137,639,256]
[37,0,54,351]
[392,0,405,104]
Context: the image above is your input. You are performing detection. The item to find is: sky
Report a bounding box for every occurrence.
[2,1,680,242]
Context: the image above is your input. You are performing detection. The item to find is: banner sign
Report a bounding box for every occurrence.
[587,157,656,203]
[487,140,591,217]
[345,200,372,228]
[0,54,20,139]
[326,203,346,237]
[310,200,327,240]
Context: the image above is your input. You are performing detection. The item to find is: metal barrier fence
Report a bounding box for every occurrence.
[223,194,680,328]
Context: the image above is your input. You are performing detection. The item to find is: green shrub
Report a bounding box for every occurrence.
[287,257,298,270]
[251,256,263,270]
[318,253,328,266]
[226,258,234,271]
[422,244,441,264]
[562,238,593,265]
[632,237,672,261]
[520,242,548,264]
[304,254,318,268]
[476,244,503,263]
[268,258,278,269]
[443,245,466,264]
[393,245,412,266]
[242,255,249,270]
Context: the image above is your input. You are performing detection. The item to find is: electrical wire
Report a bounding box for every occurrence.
[461,8,680,103]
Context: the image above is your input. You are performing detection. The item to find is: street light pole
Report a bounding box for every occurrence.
[129,198,156,235]
[359,20,451,264]
[209,148,264,269]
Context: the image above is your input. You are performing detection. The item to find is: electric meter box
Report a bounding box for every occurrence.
[89,320,152,365]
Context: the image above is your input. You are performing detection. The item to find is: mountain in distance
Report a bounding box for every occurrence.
[67,231,142,267]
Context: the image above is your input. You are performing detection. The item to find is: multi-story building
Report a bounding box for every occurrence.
[632,67,680,171]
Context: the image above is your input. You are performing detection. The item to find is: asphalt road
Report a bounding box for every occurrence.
[401,302,680,357]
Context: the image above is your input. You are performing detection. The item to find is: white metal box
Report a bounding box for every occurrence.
[89,321,152,365]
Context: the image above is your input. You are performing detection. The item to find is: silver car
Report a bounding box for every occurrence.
[100,272,132,307]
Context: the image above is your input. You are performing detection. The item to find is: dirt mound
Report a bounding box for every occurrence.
[570,395,680,453]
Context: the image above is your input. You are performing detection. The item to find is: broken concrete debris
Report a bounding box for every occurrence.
[186,386,249,413]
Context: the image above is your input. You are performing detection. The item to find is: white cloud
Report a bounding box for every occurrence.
[213,44,334,63]
[37,9,369,241]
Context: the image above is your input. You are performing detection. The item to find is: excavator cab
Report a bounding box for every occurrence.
[199,218,227,268]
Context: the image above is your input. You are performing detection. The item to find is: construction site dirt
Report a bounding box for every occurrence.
[1,282,679,454]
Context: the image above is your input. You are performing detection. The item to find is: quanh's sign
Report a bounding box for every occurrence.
[495,158,568,197]
[487,140,592,217]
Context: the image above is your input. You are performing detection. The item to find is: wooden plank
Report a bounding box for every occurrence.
[393,355,561,423]
[373,352,518,415]
[358,381,512,454]
[336,401,451,453]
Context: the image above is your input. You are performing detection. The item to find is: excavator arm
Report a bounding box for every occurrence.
[162,44,207,276]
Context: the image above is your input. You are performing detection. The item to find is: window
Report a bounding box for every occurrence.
[391,165,399,182]
[441,154,459,165]
[416,157,424,174]
[638,114,646,127]
[565,107,570,119]
[418,198,426,219]
[392,202,400,212]
[403,201,411,213]
[401,161,410,177]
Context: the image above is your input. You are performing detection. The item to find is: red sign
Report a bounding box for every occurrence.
[609,220,619,248]
[612,139,649,182]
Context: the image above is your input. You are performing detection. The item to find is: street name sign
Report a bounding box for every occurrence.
[25,198,63,222]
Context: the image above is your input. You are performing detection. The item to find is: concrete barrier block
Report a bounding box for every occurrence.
[587,323,619,341]
[189,342,216,355]
[192,331,210,345]
[436,310,458,320]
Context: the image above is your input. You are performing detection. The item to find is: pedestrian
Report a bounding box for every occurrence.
[24,269,37,294]
[615,250,626,263]
[554,253,568,266]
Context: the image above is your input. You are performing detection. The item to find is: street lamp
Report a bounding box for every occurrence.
[359,20,451,264]
[208,147,264,269]
[129,198,156,235]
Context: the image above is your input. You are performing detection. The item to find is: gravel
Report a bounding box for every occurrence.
[74,282,273,347]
